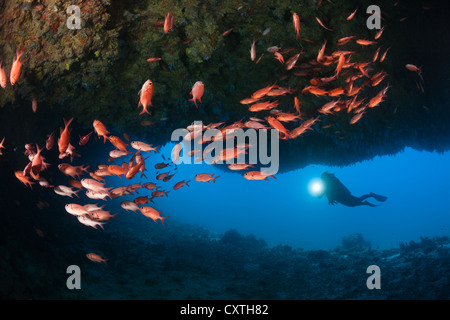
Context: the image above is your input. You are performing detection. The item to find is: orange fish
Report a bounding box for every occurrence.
[337,36,355,46]
[164,11,174,33]
[134,195,151,205]
[374,26,385,40]
[93,120,110,143]
[379,47,389,63]
[285,52,301,70]
[31,144,45,175]
[125,160,143,180]
[406,64,421,74]
[350,111,365,124]
[189,81,204,108]
[79,131,93,146]
[335,54,346,77]
[108,164,126,177]
[86,253,107,264]
[251,82,277,99]
[138,80,154,115]
[227,163,254,171]
[274,52,284,64]
[248,100,280,112]
[173,180,190,190]
[356,39,376,46]
[315,17,333,31]
[317,40,327,63]
[195,174,219,183]
[108,135,128,152]
[15,171,34,188]
[346,8,358,20]
[58,118,73,155]
[265,116,289,138]
[294,96,301,115]
[31,98,38,113]
[292,12,301,39]
[368,94,384,108]
[288,117,319,139]
[0,137,5,155]
[0,62,6,88]
[139,206,169,225]
[240,97,260,105]
[10,50,24,86]
[275,112,302,122]
[250,38,256,61]
[147,57,163,63]
[222,27,234,37]
[243,171,276,181]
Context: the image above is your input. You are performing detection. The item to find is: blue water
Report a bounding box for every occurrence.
[103,142,450,251]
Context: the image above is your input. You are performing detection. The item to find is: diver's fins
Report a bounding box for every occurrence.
[370,192,388,202]
[363,201,379,207]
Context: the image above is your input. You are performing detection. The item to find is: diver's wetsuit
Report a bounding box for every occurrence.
[321,172,387,207]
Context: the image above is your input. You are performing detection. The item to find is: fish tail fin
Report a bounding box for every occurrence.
[212,176,220,183]
[74,189,80,198]
[186,180,191,187]
[150,197,154,203]
[64,117,74,128]
[160,216,169,226]
[165,191,170,196]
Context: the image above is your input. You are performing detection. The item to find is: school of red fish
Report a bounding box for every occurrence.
[0,7,423,263]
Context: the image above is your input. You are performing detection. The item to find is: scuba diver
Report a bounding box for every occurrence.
[317,172,388,207]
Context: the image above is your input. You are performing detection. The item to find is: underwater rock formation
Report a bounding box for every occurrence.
[0,0,449,173]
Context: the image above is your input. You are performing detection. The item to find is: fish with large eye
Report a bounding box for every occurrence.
[138,80,154,115]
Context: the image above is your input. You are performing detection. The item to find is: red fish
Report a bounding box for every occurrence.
[293,12,301,39]
[274,52,284,64]
[108,135,128,152]
[374,26,385,40]
[0,62,6,88]
[356,39,376,46]
[147,57,163,63]
[346,8,358,20]
[86,253,107,264]
[0,137,5,155]
[250,38,256,61]
[243,171,276,181]
[194,174,219,183]
[316,17,333,31]
[93,120,110,143]
[58,117,73,155]
[138,80,154,115]
[32,98,38,113]
[10,50,24,86]
[15,171,34,188]
[222,27,234,37]
[317,41,327,63]
[266,116,289,138]
[294,96,301,115]
[164,11,174,33]
[285,52,301,70]
[79,131,93,146]
[173,180,190,190]
[189,81,204,108]
[139,206,169,225]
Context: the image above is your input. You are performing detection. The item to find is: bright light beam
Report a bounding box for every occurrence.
[308,178,325,197]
